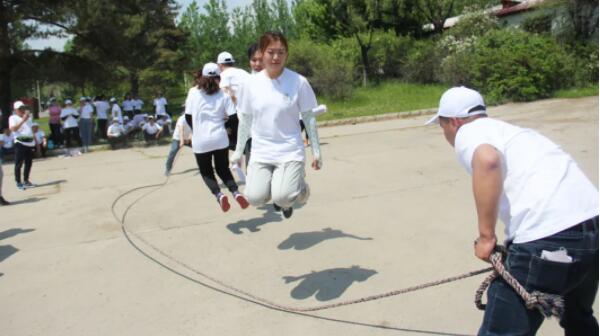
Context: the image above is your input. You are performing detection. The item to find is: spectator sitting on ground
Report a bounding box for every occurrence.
[1,128,14,159]
[156,114,172,137]
[106,118,127,149]
[32,123,47,158]
[142,115,163,145]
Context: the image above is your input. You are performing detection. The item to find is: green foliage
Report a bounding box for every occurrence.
[370,31,414,79]
[403,38,442,84]
[563,42,599,86]
[467,29,572,102]
[522,13,553,34]
[553,83,599,98]
[287,38,354,100]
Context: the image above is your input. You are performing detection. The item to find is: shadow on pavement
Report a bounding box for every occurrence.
[283,265,377,301]
[0,245,19,263]
[35,179,67,188]
[278,228,373,251]
[10,197,46,206]
[0,228,35,241]
[226,205,282,234]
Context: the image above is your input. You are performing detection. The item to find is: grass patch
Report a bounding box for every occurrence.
[553,84,599,99]
[318,81,446,121]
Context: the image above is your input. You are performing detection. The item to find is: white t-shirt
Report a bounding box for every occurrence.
[34,130,45,144]
[80,103,94,119]
[172,115,192,141]
[111,104,123,124]
[107,123,125,137]
[1,133,14,149]
[454,117,599,244]
[9,114,35,147]
[237,68,318,164]
[133,99,144,110]
[153,97,168,116]
[220,67,250,115]
[94,101,110,119]
[143,122,162,135]
[60,107,80,129]
[122,99,134,112]
[184,87,234,154]
[132,114,147,127]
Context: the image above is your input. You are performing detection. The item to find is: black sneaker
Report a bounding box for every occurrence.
[282,207,293,219]
[23,181,37,188]
[273,203,281,211]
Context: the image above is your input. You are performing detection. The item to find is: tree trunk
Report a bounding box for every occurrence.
[0,1,12,129]
[358,40,370,88]
[130,72,139,96]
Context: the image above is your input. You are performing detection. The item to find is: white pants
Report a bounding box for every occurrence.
[245,161,308,208]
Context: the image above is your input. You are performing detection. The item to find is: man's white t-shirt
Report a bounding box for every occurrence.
[94,101,110,119]
[107,123,125,137]
[172,115,192,142]
[184,87,234,154]
[60,107,79,129]
[133,99,144,110]
[9,114,35,147]
[80,103,94,119]
[154,97,168,116]
[111,104,123,124]
[220,67,250,115]
[143,122,162,135]
[122,99,134,112]
[454,117,599,244]
[237,68,318,164]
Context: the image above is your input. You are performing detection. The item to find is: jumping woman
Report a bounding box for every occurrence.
[185,62,249,212]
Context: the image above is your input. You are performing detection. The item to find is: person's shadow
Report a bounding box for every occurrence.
[226,205,282,234]
[0,228,35,265]
[283,265,377,301]
[278,228,373,250]
[0,228,35,241]
[35,179,67,188]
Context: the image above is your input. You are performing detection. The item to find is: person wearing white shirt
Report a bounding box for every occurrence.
[60,99,81,148]
[9,101,37,190]
[426,86,599,335]
[78,97,94,152]
[122,93,135,120]
[184,62,249,212]
[32,123,47,158]
[231,32,323,219]
[132,94,144,114]
[1,128,14,157]
[217,51,250,152]
[142,116,163,145]
[153,92,168,117]
[165,112,192,176]
[157,114,172,137]
[0,130,10,205]
[94,95,110,139]
[106,118,127,149]
[110,97,123,124]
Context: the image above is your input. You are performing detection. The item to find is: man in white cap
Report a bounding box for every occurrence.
[142,115,163,145]
[9,101,36,190]
[106,117,127,149]
[153,91,168,118]
[110,97,123,124]
[217,51,250,152]
[427,86,598,335]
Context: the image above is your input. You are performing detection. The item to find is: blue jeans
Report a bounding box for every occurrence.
[165,140,180,172]
[479,216,599,335]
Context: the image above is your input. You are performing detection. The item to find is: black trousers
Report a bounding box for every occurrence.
[14,143,34,184]
[97,119,108,139]
[49,123,62,145]
[64,127,81,148]
[225,114,239,151]
[194,148,238,196]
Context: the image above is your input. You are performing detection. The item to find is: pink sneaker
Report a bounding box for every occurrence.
[234,193,249,209]
[218,194,230,212]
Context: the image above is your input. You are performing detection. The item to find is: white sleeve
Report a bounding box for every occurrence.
[297,77,318,113]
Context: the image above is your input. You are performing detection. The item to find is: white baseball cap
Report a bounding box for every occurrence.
[13,101,28,110]
[217,51,235,64]
[65,99,73,105]
[425,86,487,125]
[202,62,221,77]
[31,122,39,127]
[79,96,86,101]
[109,97,117,103]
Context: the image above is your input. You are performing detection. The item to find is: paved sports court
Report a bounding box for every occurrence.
[1,97,597,335]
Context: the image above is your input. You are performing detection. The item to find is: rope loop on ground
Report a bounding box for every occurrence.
[474,246,564,319]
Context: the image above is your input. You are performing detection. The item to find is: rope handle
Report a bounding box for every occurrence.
[474,246,564,318]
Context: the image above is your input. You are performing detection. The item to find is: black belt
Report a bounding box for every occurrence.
[564,216,599,233]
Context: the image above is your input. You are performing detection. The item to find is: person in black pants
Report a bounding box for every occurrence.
[9,101,37,190]
[184,62,249,212]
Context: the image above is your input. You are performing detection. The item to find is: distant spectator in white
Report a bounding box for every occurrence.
[133,94,144,114]
[110,97,123,124]
[107,118,127,149]
[78,96,94,153]
[142,115,163,145]
[94,95,110,140]
[153,91,168,117]
[32,123,47,158]
[60,99,81,148]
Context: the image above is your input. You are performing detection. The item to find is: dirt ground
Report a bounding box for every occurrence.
[0,96,597,335]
